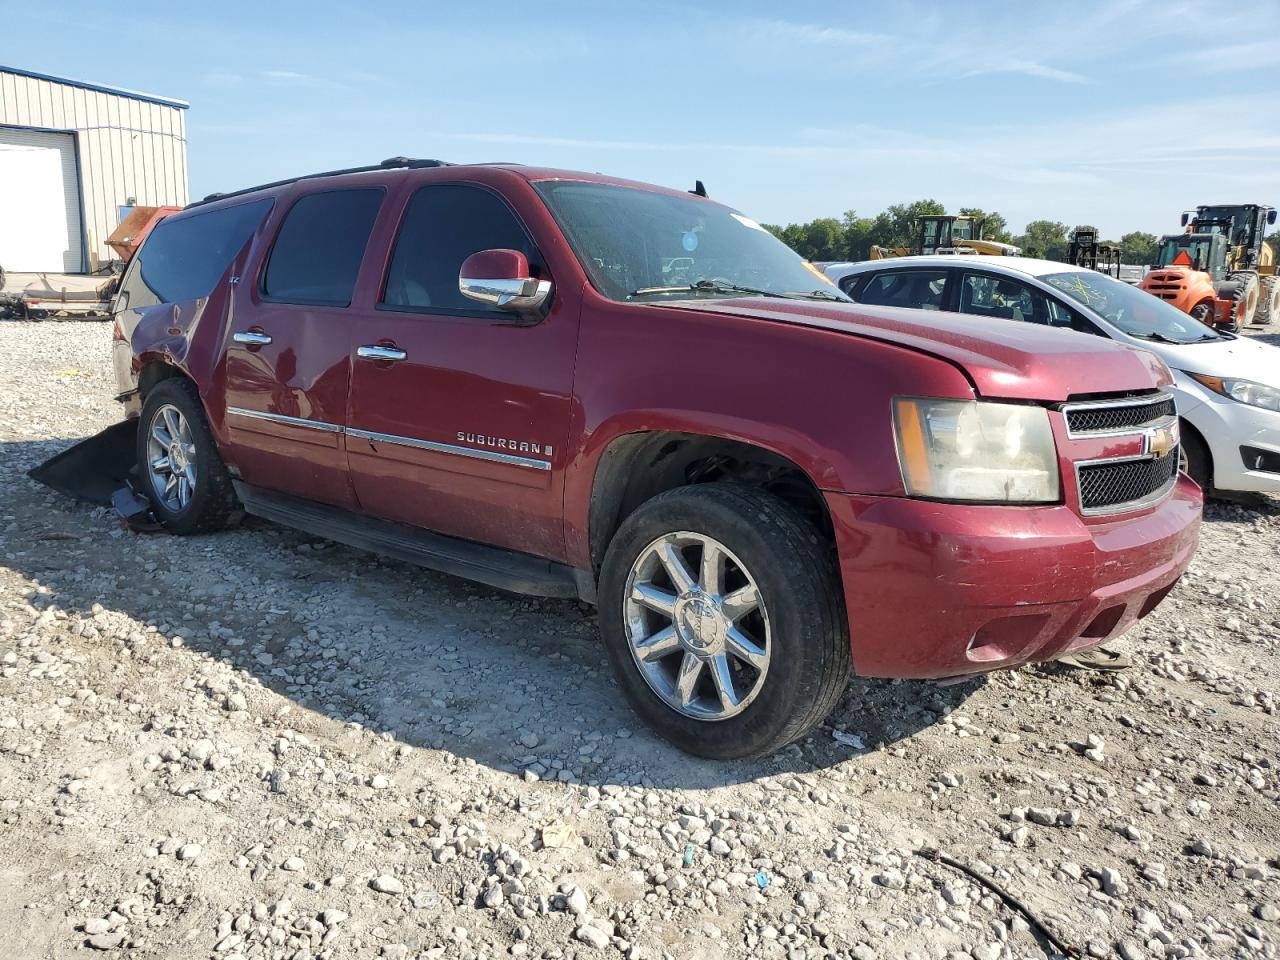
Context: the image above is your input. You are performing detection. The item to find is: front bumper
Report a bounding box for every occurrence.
[825,475,1202,679]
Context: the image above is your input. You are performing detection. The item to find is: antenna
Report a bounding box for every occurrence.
[689,180,707,198]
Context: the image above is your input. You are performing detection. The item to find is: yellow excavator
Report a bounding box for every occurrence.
[870,215,1022,259]
[1178,204,1277,324]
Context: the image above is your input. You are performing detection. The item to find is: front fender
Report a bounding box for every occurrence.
[561,301,975,568]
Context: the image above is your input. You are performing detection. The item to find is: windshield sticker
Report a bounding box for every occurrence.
[731,213,767,232]
[681,231,699,252]
[1045,274,1103,308]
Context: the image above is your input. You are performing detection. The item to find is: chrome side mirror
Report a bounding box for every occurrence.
[459,249,551,313]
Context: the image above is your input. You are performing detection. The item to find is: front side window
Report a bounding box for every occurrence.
[532,180,847,304]
[121,198,272,309]
[1042,270,1221,344]
[857,270,948,310]
[381,184,543,314]
[262,188,383,306]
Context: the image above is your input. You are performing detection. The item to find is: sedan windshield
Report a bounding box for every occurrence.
[1041,271,1222,344]
[532,180,848,303]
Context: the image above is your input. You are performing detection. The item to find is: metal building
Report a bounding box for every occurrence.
[0,65,188,273]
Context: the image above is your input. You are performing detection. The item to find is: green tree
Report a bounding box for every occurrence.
[802,218,847,262]
[840,210,875,261]
[959,207,1012,243]
[1015,220,1070,261]
[1118,231,1159,266]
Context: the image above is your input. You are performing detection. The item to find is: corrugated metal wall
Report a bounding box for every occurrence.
[0,69,188,269]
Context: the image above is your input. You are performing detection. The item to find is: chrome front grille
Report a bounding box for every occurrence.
[1062,393,1181,515]
[1077,449,1180,514]
[1065,394,1176,436]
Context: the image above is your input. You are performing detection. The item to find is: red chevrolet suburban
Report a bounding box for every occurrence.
[110,158,1201,758]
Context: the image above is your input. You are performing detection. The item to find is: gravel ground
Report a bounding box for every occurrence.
[1,320,1279,960]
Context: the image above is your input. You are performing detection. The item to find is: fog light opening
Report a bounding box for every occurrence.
[1081,605,1125,639]
[968,614,1051,664]
[1137,583,1175,621]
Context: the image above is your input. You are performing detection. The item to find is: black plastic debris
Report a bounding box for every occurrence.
[112,484,163,533]
[28,419,139,506]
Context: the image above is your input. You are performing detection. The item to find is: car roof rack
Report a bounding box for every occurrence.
[185,157,452,209]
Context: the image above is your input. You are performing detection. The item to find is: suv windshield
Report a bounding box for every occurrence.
[1041,270,1221,344]
[532,180,848,303]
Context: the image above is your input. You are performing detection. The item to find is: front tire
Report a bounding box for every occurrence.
[137,378,241,535]
[598,484,850,759]
[1179,418,1212,493]
[1227,272,1259,326]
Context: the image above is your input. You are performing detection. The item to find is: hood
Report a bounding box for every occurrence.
[1147,333,1280,388]
[666,299,1172,402]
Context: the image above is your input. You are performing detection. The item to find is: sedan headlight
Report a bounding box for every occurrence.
[1188,373,1280,412]
[893,398,1060,503]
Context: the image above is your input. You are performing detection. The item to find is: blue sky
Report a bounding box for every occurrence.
[15,0,1280,238]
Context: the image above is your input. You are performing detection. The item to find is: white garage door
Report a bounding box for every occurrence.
[0,127,84,273]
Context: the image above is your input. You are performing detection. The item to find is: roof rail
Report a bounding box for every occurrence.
[185,157,452,209]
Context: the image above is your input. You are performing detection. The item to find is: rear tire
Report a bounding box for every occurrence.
[1178,418,1212,493]
[137,378,241,535]
[1257,276,1279,325]
[598,484,851,759]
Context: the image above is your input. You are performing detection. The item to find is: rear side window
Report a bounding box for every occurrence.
[960,273,1052,324]
[262,189,384,306]
[381,184,542,315]
[857,270,949,310]
[120,198,272,309]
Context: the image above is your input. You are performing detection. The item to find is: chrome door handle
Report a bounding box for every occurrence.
[233,331,272,345]
[357,345,407,361]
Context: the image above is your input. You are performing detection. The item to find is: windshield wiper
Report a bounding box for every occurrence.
[790,288,846,302]
[628,280,791,300]
[629,281,848,302]
[1130,332,1183,344]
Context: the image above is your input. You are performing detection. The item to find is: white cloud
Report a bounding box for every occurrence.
[260,69,350,91]
[961,59,1092,85]
[437,90,1278,237]
[1184,39,1280,72]
[743,19,891,47]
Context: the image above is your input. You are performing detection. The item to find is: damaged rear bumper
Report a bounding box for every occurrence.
[825,476,1202,679]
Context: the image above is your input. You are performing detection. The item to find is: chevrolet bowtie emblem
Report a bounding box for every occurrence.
[1145,421,1179,459]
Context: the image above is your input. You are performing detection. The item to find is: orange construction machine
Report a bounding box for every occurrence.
[1138,230,1248,331]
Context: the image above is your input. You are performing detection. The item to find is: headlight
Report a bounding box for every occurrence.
[1188,373,1280,412]
[893,398,1060,503]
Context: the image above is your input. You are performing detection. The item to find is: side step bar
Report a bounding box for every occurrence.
[233,482,593,602]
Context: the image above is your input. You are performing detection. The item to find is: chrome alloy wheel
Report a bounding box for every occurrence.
[623,531,771,721]
[146,402,197,513]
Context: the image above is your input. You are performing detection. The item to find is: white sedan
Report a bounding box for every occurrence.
[823,255,1280,496]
